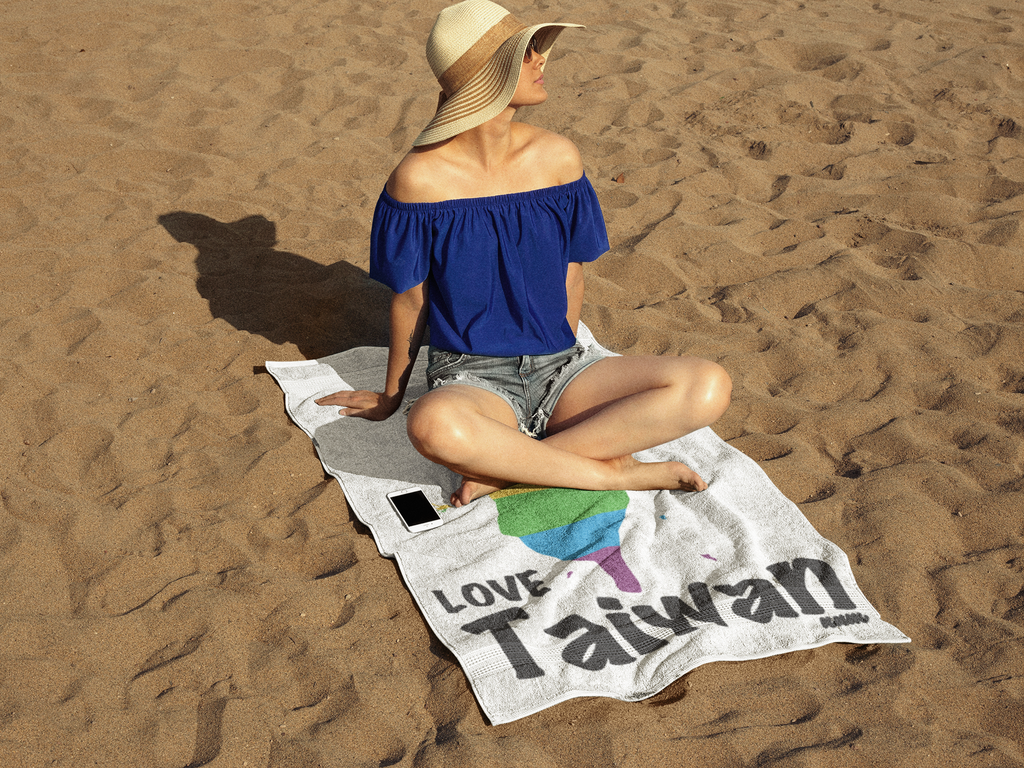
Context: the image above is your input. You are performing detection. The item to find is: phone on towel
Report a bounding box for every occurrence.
[387,488,444,532]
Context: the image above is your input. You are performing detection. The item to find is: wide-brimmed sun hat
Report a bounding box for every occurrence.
[413,0,583,147]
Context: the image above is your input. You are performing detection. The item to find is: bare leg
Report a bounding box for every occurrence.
[408,354,731,506]
[407,385,673,505]
[452,354,731,503]
[544,354,732,457]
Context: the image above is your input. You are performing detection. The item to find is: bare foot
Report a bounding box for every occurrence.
[610,455,708,492]
[451,475,510,507]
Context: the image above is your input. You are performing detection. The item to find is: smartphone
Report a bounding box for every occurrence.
[387,488,444,532]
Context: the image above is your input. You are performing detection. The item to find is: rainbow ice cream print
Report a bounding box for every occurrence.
[492,486,640,593]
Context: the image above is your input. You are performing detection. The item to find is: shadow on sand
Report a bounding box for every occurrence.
[158,212,391,359]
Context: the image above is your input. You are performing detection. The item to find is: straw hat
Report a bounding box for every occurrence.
[413,0,583,147]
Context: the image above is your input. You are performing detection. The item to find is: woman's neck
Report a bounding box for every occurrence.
[445,107,520,172]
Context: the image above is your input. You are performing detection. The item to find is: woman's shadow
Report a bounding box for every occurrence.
[157,212,391,359]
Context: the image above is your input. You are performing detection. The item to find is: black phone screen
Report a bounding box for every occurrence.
[391,490,441,526]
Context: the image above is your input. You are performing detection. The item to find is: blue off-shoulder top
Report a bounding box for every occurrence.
[369,174,609,357]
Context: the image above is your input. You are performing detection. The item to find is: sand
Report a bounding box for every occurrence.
[1,0,1022,765]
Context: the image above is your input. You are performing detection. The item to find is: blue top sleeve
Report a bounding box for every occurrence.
[368,174,609,356]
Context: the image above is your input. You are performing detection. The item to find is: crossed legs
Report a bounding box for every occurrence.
[406,354,732,506]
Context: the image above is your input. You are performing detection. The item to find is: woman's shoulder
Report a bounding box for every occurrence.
[515,124,583,185]
[385,150,449,204]
[384,126,584,203]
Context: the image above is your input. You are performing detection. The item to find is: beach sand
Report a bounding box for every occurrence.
[1,0,1022,765]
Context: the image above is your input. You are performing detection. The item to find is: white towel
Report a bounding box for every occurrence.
[267,326,908,724]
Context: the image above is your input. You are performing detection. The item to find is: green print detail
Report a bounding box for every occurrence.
[495,487,630,537]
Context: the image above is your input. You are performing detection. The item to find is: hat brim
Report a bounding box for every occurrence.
[413,22,583,147]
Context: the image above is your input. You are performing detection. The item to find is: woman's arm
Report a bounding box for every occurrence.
[565,261,584,337]
[315,282,429,420]
[383,281,430,407]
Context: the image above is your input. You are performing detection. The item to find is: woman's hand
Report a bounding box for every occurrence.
[314,283,427,423]
[314,390,401,421]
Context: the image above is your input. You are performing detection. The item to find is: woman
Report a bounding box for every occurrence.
[316,0,732,507]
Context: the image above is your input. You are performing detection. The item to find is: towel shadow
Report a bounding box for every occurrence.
[158,212,391,359]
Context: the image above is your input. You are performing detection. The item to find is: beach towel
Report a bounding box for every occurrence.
[267,326,909,725]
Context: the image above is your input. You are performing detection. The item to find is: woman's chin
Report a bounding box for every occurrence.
[511,91,548,109]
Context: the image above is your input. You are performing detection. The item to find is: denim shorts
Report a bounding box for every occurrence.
[425,342,605,438]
